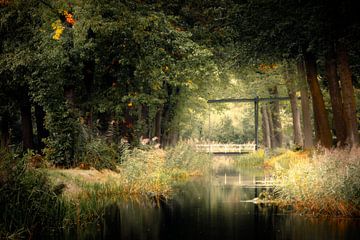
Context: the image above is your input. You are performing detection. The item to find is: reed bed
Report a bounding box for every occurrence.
[271,148,360,216]
[60,143,210,227]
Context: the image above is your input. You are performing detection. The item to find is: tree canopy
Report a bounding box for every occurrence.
[1,0,359,166]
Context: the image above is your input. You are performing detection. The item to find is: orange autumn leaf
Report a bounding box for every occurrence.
[63,10,75,26]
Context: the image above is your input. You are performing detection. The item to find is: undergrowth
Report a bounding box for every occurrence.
[73,124,129,170]
[0,150,66,239]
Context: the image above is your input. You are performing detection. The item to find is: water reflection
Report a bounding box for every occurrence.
[67,157,360,239]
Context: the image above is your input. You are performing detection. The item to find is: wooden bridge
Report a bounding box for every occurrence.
[195,143,256,154]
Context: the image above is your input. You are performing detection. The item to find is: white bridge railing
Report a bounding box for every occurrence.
[195,143,256,154]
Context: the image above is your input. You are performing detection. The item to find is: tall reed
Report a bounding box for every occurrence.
[47,142,212,230]
[274,148,360,216]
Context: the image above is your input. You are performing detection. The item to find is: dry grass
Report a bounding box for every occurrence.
[41,144,211,229]
[272,148,360,216]
[47,143,211,201]
[264,150,310,170]
[46,168,123,199]
[47,149,173,200]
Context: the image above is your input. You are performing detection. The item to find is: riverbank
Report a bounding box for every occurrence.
[0,144,211,239]
[265,148,360,217]
[2,145,360,238]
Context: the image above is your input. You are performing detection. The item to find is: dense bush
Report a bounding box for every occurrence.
[0,150,66,238]
[74,124,129,170]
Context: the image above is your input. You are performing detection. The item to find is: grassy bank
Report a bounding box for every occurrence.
[0,143,211,238]
[266,148,360,216]
[232,149,265,168]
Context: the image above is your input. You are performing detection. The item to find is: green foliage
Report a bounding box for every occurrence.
[42,107,77,166]
[211,115,255,144]
[74,124,128,170]
[1,0,359,165]
[119,143,211,196]
[0,150,66,238]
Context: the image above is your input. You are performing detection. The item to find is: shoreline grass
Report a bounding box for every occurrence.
[232,149,265,168]
[0,142,211,238]
[54,143,211,228]
[267,148,360,217]
[4,143,359,238]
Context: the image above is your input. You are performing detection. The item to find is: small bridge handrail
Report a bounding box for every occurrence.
[195,143,256,153]
[195,143,256,147]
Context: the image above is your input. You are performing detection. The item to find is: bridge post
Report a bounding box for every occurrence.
[254,96,259,150]
[208,95,295,151]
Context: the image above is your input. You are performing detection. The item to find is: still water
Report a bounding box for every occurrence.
[69,157,360,240]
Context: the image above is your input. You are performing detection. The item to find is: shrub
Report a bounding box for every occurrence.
[74,124,129,170]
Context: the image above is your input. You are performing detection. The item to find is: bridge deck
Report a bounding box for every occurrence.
[195,144,256,154]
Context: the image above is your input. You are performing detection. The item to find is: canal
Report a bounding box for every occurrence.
[67,156,360,239]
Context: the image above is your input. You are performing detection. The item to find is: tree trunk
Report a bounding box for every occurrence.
[64,85,75,108]
[261,105,271,148]
[161,105,170,147]
[160,85,180,147]
[20,92,34,150]
[304,52,332,148]
[266,105,276,149]
[123,107,136,145]
[298,59,314,149]
[325,46,347,146]
[168,129,179,146]
[35,104,49,151]
[288,90,303,147]
[83,58,95,127]
[336,41,359,146]
[1,113,10,149]
[154,108,162,143]
[140,104,150,139]
[268,86,283,148]
[284,62,303,147]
